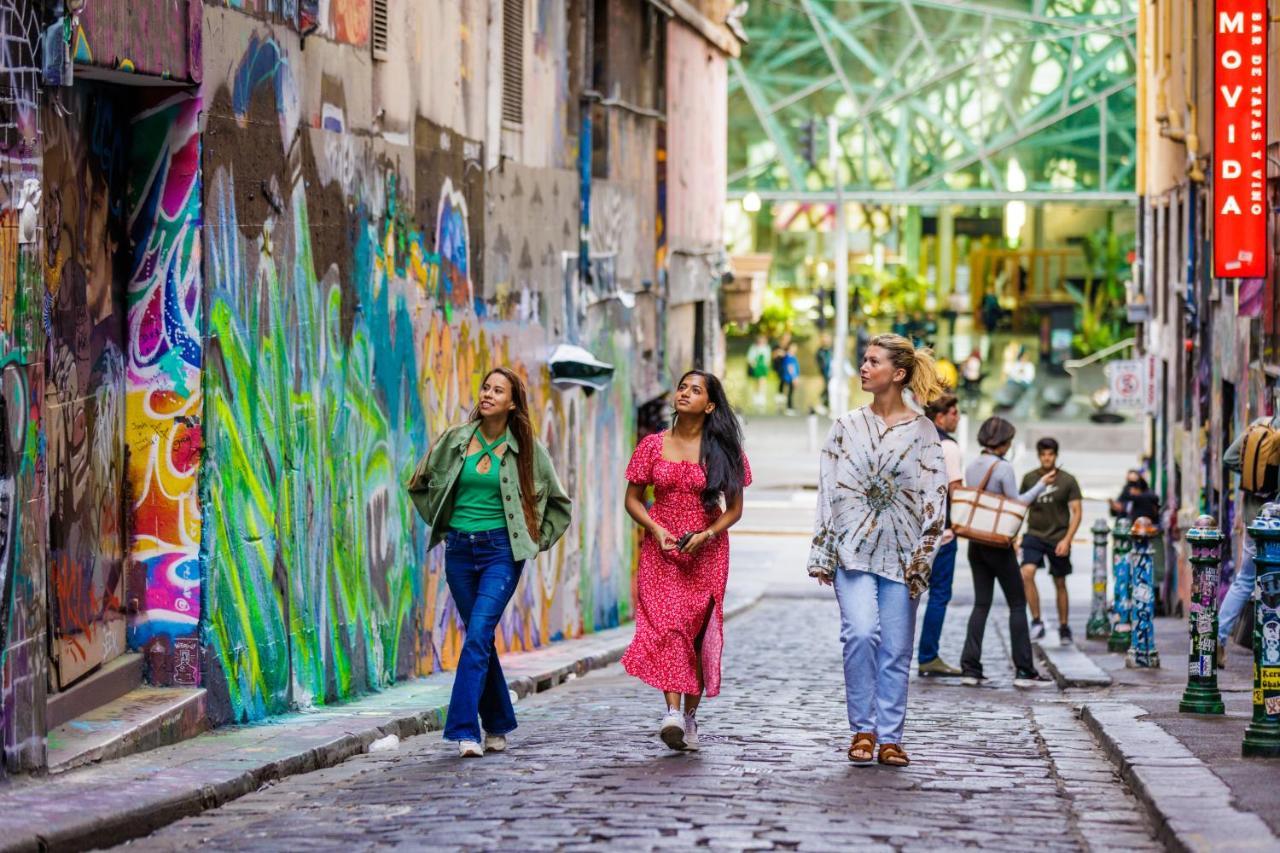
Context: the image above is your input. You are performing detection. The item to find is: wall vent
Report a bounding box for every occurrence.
[371,0,390,61]
[501,0,524,125]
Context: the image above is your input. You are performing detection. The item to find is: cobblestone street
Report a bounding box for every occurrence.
[117,595,1159,851]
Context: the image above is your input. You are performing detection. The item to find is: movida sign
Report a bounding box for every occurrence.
[1213,0,1268,278]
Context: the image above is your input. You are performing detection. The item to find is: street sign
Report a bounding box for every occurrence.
[1107,358,1145,411]
[1213,0,1268,278]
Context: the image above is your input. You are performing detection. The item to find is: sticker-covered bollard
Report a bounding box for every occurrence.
[1086,518,1111,639]
[1180,515,1225,714]
[1243,502,1280,758]
[1126,516,1160,668]
[1108,518,1134,653]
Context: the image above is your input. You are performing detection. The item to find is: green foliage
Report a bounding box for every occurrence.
[855,264,931,318]
[755,289,798,339]
[1073,227,1133,356]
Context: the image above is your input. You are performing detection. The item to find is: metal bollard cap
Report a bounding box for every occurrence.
[1247,502,1280,536]
[1130,516,1158,537]
[1186,514,1224,544]
[1112,517,1133,536]
[1091,518,1110,534]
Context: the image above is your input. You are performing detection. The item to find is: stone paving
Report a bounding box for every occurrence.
[116,597,1159,852]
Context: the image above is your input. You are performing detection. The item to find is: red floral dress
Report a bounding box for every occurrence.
[621,431,752,697]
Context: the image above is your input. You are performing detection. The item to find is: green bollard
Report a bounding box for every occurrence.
[1086,518,1111,639]
[1108,518,1134,653]
[1180,515,1225,714]
[1243,502,1280,758]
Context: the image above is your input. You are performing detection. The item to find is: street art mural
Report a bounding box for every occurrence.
[201,31,634,725]
[71,0,200,81]
[124,93,204,687]
[215,0,367,45]
[41,87,130,691]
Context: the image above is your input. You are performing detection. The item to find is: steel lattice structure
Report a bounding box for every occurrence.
[728,0,1137,203]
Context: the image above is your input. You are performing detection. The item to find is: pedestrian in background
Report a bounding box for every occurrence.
[918,393,964,678]
[1217,412,1280,666]
[771,332,792,412]
[1019,437,1083,646]
[780,342,800,415]
[815,334,833,413]
[809,334,949,768]
[407,367,573,758]
[745,333,772,413]
[622,370,751,752]
[959,417,1055,688]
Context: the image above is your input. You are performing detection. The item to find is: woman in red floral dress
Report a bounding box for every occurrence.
[622,370,751,751]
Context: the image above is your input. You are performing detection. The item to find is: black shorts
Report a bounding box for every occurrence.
[1020,534,1072,577]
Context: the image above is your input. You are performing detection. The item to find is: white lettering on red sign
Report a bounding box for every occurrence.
[1213,1,1268,278]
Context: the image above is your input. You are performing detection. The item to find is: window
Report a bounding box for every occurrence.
[371,0,389,60]
[502,0,525,125]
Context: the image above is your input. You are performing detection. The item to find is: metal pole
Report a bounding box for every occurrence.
[1086,518,1111,639]
[1180,515,1225,715]
[827,115,849,417]
[1126,516,1160,668]
[1107,519,1134,653]
[1243,503,1280,758]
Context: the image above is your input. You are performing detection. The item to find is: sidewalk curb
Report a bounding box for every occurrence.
[5,590,769,853]
[1080,702,1280,853]
[1033,640,1112,688]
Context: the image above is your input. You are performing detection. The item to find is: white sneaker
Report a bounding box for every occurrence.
[659,708,686,750]
[683,714,699,751]
[458,740,484,758]
[483,733,507,753]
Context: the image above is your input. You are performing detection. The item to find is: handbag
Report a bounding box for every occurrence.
[951,457,1028,548]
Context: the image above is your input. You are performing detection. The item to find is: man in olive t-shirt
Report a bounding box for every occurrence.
[1019,437,1083,645]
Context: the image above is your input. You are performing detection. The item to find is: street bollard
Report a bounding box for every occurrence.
[1107,518,1134,653]
[1180,515,1225,714]
[1243,502,1280,758]
[1126,516,1160,668]
[1086,518,1111,639]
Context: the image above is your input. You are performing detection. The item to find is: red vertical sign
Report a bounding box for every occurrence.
[1213,0,1268,278]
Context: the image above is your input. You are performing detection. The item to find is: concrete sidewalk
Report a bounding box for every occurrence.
[0,537,796,853]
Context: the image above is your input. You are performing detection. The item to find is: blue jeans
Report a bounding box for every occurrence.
[917,537,958,665]
[1218,534,1256,645]
[443,528,525,742]
[834,569,920,745]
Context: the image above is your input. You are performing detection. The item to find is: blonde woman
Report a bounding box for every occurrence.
[808,334,949,768]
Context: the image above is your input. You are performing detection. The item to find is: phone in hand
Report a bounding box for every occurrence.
[676,532,694,550]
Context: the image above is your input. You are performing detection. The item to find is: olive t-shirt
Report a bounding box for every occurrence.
[1020,468,1082,542]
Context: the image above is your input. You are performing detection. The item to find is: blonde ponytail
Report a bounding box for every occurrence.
[908,348,945,405]
[867,333,945,405]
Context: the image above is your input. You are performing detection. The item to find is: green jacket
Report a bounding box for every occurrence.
[407,423,573,561]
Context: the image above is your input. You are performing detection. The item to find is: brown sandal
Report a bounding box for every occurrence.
[878,743,910,767]
[848,732,876,765]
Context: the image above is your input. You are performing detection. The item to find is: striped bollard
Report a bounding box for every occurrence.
[1086,518,1111,639]
[1180,515,1225,714]
[1107,518,1134,653]
[1243,503,1280,758]
[1126,516,1160,668]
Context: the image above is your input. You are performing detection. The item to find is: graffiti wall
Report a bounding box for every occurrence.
[200,14,636,725]
[0,0,47,775]
[72,0,200,80]
[41,86,130,691]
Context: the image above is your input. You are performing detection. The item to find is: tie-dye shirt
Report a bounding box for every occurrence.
[807,407,949,597]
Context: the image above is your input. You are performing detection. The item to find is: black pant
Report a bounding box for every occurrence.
[961,541,1035,678]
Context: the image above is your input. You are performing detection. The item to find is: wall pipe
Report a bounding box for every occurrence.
[1184,0,1205,182]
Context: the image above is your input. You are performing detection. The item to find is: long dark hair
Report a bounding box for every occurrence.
[677,370,746,515]
[470,367,540,539]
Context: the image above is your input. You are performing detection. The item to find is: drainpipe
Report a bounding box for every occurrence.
[1158,0,1186,142]
[574,2,598,344]
[1183,0,1205,182]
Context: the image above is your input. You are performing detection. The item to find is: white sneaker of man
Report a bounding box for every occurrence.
[458,740,484,758]
[483,733,507,753]
[659,708,687,751]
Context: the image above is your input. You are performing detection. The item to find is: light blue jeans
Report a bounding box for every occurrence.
[834,569,920,745]
[1218,534,1257,645]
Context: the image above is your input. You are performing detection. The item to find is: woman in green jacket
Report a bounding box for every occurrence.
[408,367,572,757]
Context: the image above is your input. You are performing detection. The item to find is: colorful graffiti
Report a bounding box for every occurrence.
[72,0,200,81]
[200,32,634,725]
[124,93,204,686]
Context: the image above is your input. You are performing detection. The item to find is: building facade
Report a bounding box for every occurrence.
[1134,0,1279,613]
[0,0,737,774]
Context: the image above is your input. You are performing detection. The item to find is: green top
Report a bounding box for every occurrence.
[450,431,509,532]
[1019,468,1083,542]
